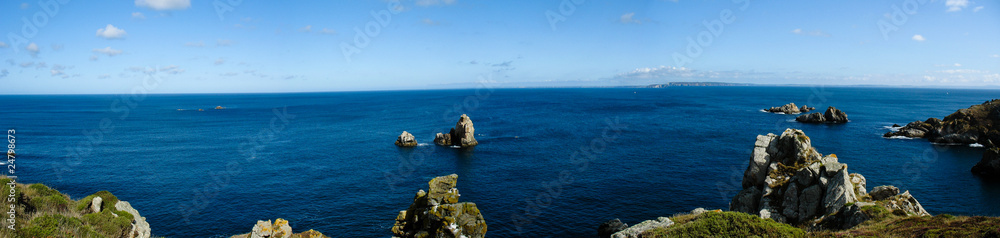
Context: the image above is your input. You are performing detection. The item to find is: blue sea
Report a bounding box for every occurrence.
[2,87,999,237]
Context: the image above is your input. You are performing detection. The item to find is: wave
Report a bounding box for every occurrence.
[970,143,984,148]
[930,142,964,146]
[417,143,430,147]
[886,136,915,140]
[882,126,901,132]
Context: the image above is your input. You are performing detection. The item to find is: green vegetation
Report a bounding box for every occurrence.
[642,211,805,238]
[828,214,1000,237]
[0,176,145,238]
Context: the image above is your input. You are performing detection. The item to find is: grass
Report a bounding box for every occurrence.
[830,214,1000,237]
[0,176,145,238]
[642,211,805,238]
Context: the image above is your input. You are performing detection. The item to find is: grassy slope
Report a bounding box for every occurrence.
[0,176,145,238]
[641,211,1000,238]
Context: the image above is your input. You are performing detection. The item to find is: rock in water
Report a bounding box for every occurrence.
[598,219,628,238]
[231,218,329,238]
[796,106,848,123]
[972,147,1000,178]
[730,128,929,229]
[765,103,802,114]
[392,174,487,238]
[435,114,478,148]
[395,131,418,147]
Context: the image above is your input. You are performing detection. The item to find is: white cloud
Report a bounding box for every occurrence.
[421,18,440,25]
[19,62,34,68]
[0,42,7,48]
[415,0,456,6]
[299,25,312,32]
[98,74,111,79]
[51,44,63,51]
[135,0,190,10]
[92,47,123,56]
[974,6,984,12]
[214,58,225,65]
[51,65,67,77]
[791,28,831,37]
[946,0,969,12]
[620,12,640,24]
[96,24,127,39]
[132,12,146,20]
[220,72,239,77]
[26,42,39,56]
[90,55,99,61]
[954,63,962,67]
[19,3,28,9]
[319,28,337,35]
[912,34,925,41]
[160,65,184,74]
[992,54,1000,58]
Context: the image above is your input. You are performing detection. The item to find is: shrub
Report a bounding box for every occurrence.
[643,211,805,238]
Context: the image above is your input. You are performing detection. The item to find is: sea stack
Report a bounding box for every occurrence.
[435,114,478,148]
[391,174,487,238]
[765,103,804,114]
[395,131,418,147]
[229,218,330,238]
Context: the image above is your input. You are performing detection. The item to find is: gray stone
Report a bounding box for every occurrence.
[91,197,102,214]
[729,186,761,214]
[598,219,628,238]
[611,217,673,238]
[822,168,857,215]
[850,173,867,198]
[823,107,849,123]
[744,134,776,189]
[781,183,800,221]
[797,185,823,223]
[870,185,899,201]
[394,131,418,147]
[115,201,151,238]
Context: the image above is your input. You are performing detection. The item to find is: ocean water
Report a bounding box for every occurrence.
[2,87,999,237]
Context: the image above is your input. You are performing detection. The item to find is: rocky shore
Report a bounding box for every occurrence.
[395,131,418,147]
[435,114,478,148]
[391,174,487,238]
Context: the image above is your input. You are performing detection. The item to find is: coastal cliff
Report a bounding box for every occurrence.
[0,176,151,238]
[884,99,1000,177]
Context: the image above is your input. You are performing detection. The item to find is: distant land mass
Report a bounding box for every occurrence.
[645,82,755,88]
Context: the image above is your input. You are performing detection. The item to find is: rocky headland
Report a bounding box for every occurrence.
[391,174,487,238]
[765,103,815,114]
[0,176,151,238]
[434,114,478,148]
[884,99,1000,178]
[795,106,849,123]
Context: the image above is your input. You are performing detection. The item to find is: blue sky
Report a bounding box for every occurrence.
[1,0,998,94]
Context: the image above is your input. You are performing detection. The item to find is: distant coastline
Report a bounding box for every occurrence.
[644,82,755,87]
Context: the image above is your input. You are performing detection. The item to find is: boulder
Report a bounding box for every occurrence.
[91,197,103,213]
[230,218,329,238]
[869,185,900,201]
[598,219,628,238]
[850,173,867,198]
[435,114,478,148]
[972,147,1000,178]
[611,217,673,238]
[796,113,825,123]
[801,105,816,113]
[822,168,857,215]
[765,103,802,114]
[395,131,418,147]
[392,174,487,238]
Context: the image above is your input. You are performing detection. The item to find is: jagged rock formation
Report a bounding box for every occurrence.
[116,201,151,238]
[765,103,814,114]
[972,147,1000,178]
[395,131,418,147]
[391,174,487,238]
[610,217,674,238]
[731,129,929,230]
[795,106,849,123]
[230,218,330,238]
[434,114,478,148]
[597,219,628,238]
[884,99,1000,146]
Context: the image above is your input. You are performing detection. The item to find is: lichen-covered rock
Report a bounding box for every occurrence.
[796,112,825,123]
[91,197,103,214]
[433,132,451,146]
[731,129,929,230]
[972,147,1000,178]
[884,99,999,147]
[796,107,848,123]
[115,201,151,238]
[869,185,900,201]
[598,219,628,238]
[395,131,418,147]
[231,218,329,238]
[392,174,487,238]
[611,217,673,238]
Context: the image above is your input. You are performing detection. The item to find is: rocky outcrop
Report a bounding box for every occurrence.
[884,99,1000,146]
[610,217,674,238]
[795,106,849,123]
[765,103,814,114]
[395,131,418,147]
[972,147,1000,178]
[391,174,487,238]
[731,129,929,230]
[91,196,103,213]
[598,219,628,238]
[230,218,330,238]
[435,114,478,148]
[116,201,151,238]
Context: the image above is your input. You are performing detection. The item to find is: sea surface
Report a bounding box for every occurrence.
[2,87,1000,237]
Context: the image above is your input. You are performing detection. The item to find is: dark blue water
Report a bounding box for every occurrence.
[2,87,999,237]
